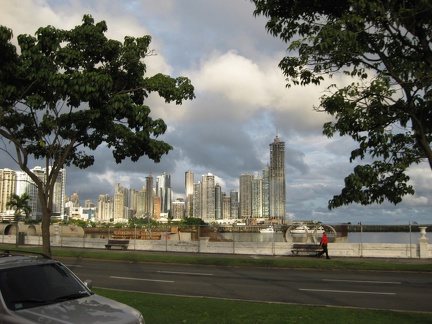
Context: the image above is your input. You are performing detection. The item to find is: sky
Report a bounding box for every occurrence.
[1,0,431,225]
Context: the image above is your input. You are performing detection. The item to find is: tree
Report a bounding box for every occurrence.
[6,193,31,246]
[251,0,432,209]
[6,193,31,221]
[0,15,195,256]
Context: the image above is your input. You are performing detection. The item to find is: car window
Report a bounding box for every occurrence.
[0,263,91,310]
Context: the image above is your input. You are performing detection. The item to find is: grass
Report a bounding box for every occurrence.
[46,247,432,272]
[93,288,432,324]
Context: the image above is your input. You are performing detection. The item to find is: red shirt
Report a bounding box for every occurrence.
[321,234,328,244]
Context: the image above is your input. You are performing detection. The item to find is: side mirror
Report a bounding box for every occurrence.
[83,279,93,289]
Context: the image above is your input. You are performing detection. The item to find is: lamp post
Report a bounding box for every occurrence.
[134,224,137,250]
[409,221,417,258]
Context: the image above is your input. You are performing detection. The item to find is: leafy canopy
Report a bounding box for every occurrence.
[0,15,195,255]
[251,0,432,209]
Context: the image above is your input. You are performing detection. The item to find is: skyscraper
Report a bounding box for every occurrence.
[262,166,270,218]
[252,175,263,218]
[230,189,239,220]
[185,171,194,217]
[193,182,202,218]
[156,172,172,215]
[239,173,253,219]
[145,174,154,217]
[0,169,16,214]
[269,136,286,219]
[201,173,215,221]
[215,183,222,220]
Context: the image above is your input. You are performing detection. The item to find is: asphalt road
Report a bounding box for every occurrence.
[58,256,432,313]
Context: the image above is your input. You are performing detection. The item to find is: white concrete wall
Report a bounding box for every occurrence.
[1,235,430,259]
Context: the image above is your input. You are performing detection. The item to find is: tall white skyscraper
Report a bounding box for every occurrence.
[0,169,16,214]
[252,176,263,218]
[185,171,194,217]
[156,172,172,214]
[201,173,215,221]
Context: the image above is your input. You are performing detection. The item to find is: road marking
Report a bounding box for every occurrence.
[300,288,395,295]
[323,279,401,284]
[110,276,174,283]
[157,271,213,276]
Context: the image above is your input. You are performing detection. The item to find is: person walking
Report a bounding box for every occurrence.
[317,232,330,259]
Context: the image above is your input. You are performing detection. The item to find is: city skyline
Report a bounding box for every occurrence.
[0,136,285,222]
[1,1,431,225]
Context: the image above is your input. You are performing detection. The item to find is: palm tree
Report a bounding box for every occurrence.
[6,193,31,246]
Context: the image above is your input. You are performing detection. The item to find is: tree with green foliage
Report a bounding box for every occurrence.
[6,193,31,246]
[0,15,195,256]
[251,0,432,209]
[6,193,31,221]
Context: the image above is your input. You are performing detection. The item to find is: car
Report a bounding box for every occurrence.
[0,250,144,323]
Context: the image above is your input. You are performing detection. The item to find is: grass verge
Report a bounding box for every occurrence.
[47,247,432,272]
[93,287,432,324]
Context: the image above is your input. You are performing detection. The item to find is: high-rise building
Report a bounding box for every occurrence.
[262,166,270,218]
[185,171,194,217]
[222,193,230,220]
[252,176,263,218]
[136,188,146,217]
[145,175,154,217]
[0,169,16,214]
[15,171,37,219]
[70,192,80,207]
[114,183,128,220]
[201,173,215,221]
[153,195,161,219]
[98,194,112,221]
[171,200,185,219]
[193,182,202,218]
[239,173,253,219]
[269,136,286,218]
[215,183,222,220]
[230,189,239,220]
[13,166,66,220]
[156,172,172,214]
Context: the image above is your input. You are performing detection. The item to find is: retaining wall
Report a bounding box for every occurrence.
[0,234,430,259]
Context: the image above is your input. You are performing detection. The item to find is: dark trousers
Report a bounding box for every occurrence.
[318,244,329,259]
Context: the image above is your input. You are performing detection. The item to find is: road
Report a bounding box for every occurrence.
[60,257,432,313]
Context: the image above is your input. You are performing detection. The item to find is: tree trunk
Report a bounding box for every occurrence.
[41,211,52,256]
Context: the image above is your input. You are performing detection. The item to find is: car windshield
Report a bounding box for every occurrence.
[0,262,91,310]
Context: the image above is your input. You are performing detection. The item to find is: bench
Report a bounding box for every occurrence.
[105,239,129,250]
[291,243,321,256]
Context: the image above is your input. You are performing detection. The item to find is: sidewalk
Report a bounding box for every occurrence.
[54,245,431,265]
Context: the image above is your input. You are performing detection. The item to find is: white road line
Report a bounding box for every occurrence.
[300,288,395,295]
[323,279,401,284]
[110,276,174,283]
[157,271,213,276]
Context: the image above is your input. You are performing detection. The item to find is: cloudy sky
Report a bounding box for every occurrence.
[1,0,431,225]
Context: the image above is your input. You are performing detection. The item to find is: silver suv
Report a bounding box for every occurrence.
[0,250,144,323]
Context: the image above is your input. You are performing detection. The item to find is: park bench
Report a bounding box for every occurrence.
[105,239,129,250]
[291,243,321,256]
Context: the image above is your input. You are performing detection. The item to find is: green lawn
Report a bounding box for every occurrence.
[93,288,432,324]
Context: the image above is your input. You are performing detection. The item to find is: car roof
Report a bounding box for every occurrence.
[0,250,56,270]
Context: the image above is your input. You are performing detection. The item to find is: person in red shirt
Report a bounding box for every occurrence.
[317,232,330,259]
